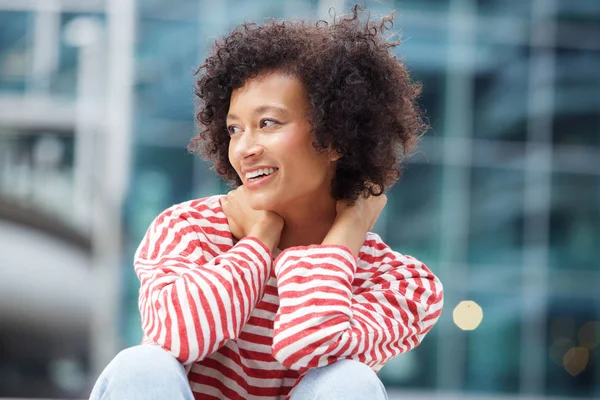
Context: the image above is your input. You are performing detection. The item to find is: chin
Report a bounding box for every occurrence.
[247,192,278,211]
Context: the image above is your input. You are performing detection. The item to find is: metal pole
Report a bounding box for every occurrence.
[89,0,136,378]
[520,0,556,393]
[436,0,476,392]
[65,17,105,229]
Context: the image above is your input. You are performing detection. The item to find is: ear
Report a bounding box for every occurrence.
[328,147,342,162]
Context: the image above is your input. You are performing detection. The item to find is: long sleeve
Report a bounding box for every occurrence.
[271,237,443,374]
[134,201,273,365]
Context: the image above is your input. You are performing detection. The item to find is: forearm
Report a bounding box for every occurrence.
[137,237,272,364]
[271,245,357,373]
[271,245,444,374]
[248,221,281,254]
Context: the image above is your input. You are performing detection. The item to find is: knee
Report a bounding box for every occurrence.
[295,360,387,400]
[90,346,191,399]
[98,345,186,386]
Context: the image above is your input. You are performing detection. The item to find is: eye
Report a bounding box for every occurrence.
[227,125,242,135]
[260,119,278,129]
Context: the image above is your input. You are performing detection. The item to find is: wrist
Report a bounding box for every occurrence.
[334,212,369,234]
[322,218,367,257]
[249,222,281,253]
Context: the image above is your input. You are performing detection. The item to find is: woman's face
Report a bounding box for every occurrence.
[227,71,336,213]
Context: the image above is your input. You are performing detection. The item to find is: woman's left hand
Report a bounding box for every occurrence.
[334,194,387,231]
[322,194,387,257]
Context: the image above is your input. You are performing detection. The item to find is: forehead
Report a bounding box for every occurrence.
[229,72,309,112]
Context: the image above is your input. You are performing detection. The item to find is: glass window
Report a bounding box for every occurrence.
[556,0,600,25]
[476,0,532,19]
[134,117,195,147]
[409,71,446,136]
[225,0,289,25]
[137,17,199,120]
[393,0,450,13]
[552,47,600,148]
[0,11,31,92]
[384,162,442,266]
[52,12,106,97]
[468,167,525,270]
[139,0,200,19]
[130,144,195,214]
[549,172,600,272]
[463,291,522,394]
[0,129,74,221]
[545,295,600,398]
[472,44,530,142]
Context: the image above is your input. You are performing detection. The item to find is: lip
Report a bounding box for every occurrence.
[244,169,278,190]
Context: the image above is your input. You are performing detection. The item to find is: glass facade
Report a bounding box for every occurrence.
[0,0,598,398]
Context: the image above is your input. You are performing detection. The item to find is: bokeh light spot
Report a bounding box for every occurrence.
[563,347,589,377]
[453,300,483,331]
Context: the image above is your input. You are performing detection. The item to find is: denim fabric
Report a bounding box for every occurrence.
[289,359,388,400]
[89,345,194,400]
[90,345,388,400]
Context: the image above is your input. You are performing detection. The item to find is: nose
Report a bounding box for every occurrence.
[231,130,264,161]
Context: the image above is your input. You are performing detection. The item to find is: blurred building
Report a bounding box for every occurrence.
[0,0,598,398]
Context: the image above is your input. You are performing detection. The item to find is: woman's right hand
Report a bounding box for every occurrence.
[221,186,284,252]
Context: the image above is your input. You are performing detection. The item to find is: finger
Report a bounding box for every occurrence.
[219,197,228,212]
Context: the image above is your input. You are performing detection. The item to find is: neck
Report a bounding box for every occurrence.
[276,196,337,250]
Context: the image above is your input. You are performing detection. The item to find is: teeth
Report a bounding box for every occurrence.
[246,167,277,180]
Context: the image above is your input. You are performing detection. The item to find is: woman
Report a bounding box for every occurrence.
[91,6,443,400]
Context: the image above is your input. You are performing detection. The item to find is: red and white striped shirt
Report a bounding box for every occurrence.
[135,195,444,400]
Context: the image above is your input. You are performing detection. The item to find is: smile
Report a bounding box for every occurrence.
[244,168,278,189]
[245,167,278,181]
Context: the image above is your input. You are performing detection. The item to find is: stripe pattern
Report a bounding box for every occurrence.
[135,195,444,400]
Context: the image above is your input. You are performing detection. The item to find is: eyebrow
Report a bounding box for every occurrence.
[227,105,289,122]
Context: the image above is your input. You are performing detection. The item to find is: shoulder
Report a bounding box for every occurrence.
[144,195,231,243]
[136,194,231,260]
[359,232,426,269]
[355,233,440,293]
[151,195,227,227]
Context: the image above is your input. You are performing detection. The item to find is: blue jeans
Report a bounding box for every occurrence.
[90,345,388,400]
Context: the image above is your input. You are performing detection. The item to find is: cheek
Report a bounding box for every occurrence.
[282,140,331,182]
[273,125,330,182]
[276,127,306,151]
[228,140,235,163]
[228,143,239,174]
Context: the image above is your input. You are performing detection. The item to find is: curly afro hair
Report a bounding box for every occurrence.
[190,5,428,202]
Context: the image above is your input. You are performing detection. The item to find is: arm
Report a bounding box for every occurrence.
[135,202,273,365]
[271,239,443,374]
